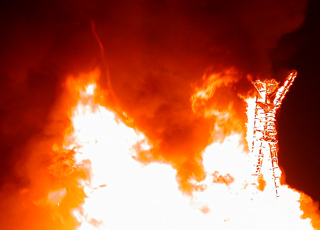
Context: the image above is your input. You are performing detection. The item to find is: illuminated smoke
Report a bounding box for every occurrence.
[0,0,314,229]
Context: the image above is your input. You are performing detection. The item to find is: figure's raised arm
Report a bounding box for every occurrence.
[273,70,297,111]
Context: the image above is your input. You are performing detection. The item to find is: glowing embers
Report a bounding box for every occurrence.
[250,70,297,197]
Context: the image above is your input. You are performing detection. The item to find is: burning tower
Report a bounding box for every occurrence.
[251,70,297,197]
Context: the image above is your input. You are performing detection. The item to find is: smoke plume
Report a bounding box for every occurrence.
[0,0,308,229]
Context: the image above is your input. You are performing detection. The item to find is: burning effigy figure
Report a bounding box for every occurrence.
[251,70,297,197]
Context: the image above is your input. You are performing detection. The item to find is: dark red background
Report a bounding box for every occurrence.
[0,0,319,208]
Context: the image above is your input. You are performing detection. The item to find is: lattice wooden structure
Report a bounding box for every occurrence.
[251,70,297,197]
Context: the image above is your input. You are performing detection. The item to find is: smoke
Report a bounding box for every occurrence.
[0,0,309,229]
[91,0,308,191]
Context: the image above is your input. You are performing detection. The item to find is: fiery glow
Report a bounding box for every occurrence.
[191,68,239,119]
[50,70,319,229]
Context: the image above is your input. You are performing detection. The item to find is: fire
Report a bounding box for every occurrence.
[49,69,318,229]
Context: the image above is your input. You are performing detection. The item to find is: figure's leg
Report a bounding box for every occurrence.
[270,143,281,197]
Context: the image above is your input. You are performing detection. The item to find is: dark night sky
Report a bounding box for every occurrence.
[275,0,320,203]
[0,0,319,218]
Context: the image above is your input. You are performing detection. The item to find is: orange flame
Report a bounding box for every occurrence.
[45,69,320,230]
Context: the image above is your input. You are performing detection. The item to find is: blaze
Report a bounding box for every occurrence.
[49,69,319,230]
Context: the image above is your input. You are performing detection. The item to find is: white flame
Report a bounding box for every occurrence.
[60,80,314,230]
